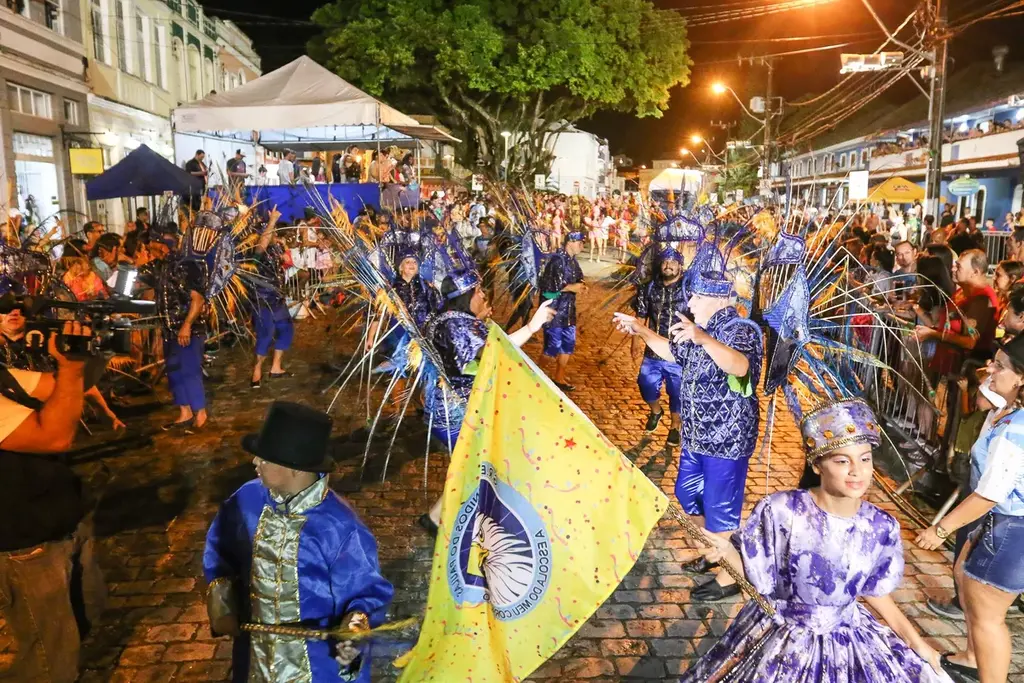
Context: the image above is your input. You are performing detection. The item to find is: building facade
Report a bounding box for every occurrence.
[546,123,612,199]
[1,0,91,231]
[773,60,1024,225]
[79,0,260,227]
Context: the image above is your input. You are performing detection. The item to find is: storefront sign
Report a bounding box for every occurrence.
[948,176,981,197]
[69,148,104,175]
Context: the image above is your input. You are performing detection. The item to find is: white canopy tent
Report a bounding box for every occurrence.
[172,56,457,143]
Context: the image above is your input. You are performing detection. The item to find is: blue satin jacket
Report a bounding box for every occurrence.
[203,477,394,683]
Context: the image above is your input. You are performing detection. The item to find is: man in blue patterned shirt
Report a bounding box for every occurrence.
[614,270,763,602]
[633,247,688,447]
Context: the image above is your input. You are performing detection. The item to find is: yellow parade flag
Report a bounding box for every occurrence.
[396,323,667,682]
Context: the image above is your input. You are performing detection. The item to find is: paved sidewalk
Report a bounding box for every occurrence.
[0,270,1020,682]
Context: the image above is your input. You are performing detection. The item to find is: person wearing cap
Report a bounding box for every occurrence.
[538,230,587,392]
[915,335,1024,683]
[614,270,762,600]
[226,149,247,197]
[203,401,394,683]
[418,271,555,533]
[632,246,688,447]
[678,398,945,682]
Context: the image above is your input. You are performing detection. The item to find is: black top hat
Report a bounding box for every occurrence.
[242,401,335,473]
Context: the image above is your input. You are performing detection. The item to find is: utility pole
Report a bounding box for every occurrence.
[762,57,775,198]
[924,0,948,223]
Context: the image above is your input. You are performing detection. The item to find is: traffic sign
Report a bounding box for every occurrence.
[471,174,484,192]
[534,174,547,190]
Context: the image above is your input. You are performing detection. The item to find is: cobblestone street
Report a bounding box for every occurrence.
[3,268,1023,682]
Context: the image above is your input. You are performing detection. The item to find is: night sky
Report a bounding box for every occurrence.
[202,0,1024,165]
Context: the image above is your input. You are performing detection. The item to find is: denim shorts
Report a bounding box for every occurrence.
[964,512,1024,594]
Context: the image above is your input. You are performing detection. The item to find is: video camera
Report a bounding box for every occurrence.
[0,268,156,357]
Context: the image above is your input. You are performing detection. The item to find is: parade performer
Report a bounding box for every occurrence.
[250,210,294,389]
[632,246,688,446]
[419,270,554,532]
[158,244,209,433]
[680,398,946,682]
[392,246,442,330]
[538,230,587,392]
[614,270,762,601]
[204,401,394,683]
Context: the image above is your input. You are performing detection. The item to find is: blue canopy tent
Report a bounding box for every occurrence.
[86,144,203,200]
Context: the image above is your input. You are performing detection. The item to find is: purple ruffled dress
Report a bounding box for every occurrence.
[680,489,944,683]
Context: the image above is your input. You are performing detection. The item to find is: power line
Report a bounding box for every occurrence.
[690,31,880,44]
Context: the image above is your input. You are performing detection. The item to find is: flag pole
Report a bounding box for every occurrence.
[239,616,419,642]
[665,502,776,619]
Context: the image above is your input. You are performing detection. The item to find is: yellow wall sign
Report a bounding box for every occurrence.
[69,148,104,175]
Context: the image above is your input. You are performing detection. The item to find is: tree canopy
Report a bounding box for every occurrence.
[310,0,691,180]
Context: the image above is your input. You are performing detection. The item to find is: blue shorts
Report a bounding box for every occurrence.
[543,326,577,357]
[254,305,294,356]
[637,357,682,414]
[675,449,749,533]
[964,512,1024,594]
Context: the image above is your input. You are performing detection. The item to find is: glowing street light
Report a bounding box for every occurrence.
[711,82,727,95]
[690,134,703,145]
[679,148,690,156]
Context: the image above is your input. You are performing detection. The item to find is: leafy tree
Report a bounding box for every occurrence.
[718,147,759,197]
[310,0,691,181]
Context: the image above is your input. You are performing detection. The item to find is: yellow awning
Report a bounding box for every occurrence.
[866,176,925,203]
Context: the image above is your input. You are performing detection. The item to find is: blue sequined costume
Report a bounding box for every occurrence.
[634,277,689,414]
[538,249,584,357]
[159,259,208,411]
[394,275,442,329]
[423,311,488,450]
[203,477,394,683]
[252,242,295,356]
[671,307,763,532]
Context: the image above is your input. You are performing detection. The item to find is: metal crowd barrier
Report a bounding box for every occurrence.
[982,230,1011,270]
[837,290,965,498]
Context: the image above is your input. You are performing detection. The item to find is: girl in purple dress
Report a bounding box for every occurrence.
[681,398,949,682]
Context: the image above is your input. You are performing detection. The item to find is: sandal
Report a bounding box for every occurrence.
[251,378,261,389]
[940,654,979,681]
[269,371,293,379]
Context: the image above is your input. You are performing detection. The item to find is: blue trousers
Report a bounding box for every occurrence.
[164,333,206,411]
[254,305,294,356]
[675,449,749,533]
[637,356,682,414]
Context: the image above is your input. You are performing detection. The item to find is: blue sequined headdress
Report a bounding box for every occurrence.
[658,247,683,263]
[446,269,481,299]
[395,244,420,265]
[565,231,585,242]
[800,398,881,462]
[691,271,733,298]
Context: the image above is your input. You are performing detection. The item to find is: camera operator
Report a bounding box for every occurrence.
[0,321,104,683]
[0,306,125,430]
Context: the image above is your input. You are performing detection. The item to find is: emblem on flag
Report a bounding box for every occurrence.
[447,461,552,620]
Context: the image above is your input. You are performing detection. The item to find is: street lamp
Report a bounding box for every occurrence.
[690,134,703,145]
[679,148,690,157]
[709,82,764,125]
[500,130,511,180]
